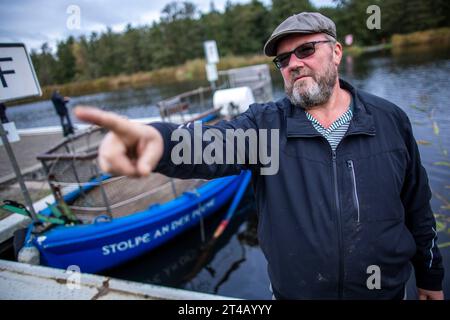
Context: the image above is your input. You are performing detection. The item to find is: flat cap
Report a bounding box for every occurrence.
[263,12,336,56]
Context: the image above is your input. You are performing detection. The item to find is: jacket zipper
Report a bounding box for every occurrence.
[332,150,344,299]
[347,160,360,223]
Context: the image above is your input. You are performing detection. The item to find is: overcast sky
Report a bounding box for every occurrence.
[0,0,336,52]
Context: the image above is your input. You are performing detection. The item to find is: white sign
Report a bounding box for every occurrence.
[0,43,42,102]
[0,122,20,145]
[205,63,218,82]
[203,40,219,64]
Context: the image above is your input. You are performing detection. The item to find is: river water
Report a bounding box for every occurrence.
[7,46,450,299]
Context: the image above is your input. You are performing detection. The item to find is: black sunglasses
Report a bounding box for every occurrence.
[273,40,333,69]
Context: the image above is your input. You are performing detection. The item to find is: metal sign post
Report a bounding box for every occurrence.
[205,63,218,90]
[0,123,37,219]
[203,40,220,90]
[1,43,43,220]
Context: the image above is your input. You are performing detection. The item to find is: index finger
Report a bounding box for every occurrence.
[74,106,132,136]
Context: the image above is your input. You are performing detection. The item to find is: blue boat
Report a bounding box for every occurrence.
[25,171,248,273]
[14,107,252,273]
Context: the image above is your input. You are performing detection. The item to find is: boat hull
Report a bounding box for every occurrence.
[31,173,247,273]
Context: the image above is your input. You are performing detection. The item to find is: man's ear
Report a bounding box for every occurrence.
[333,42,343,66]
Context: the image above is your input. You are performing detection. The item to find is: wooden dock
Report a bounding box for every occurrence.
[0,259,237,300]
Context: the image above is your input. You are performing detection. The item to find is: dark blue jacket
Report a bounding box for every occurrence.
[151,79,444,299]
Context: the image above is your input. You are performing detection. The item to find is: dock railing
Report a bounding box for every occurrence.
[157,86,214,122]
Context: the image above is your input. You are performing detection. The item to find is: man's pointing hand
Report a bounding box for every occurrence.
[74,106,164,177]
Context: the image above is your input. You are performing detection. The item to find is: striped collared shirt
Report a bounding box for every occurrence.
[305,100,353,151]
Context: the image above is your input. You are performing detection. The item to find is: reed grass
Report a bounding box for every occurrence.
[9,55,273,106]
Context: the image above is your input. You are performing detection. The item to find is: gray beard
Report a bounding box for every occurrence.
[285,62,337,110]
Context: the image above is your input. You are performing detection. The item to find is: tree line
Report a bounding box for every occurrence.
[31,0,449,86]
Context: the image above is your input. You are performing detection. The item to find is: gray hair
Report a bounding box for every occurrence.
[323,34,337,48]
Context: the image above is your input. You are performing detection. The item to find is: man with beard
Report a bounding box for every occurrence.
[74,12,444,299]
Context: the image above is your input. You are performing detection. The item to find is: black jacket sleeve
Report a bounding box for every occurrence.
[401,116,444,291]
[149,106,260,180]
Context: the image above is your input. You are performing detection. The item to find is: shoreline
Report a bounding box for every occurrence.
[7,27,449,107]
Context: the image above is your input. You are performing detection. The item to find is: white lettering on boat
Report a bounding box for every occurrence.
[191,198,215,218]
[101,198,216,256]
[153,224,170,239]
[102,233,151,256]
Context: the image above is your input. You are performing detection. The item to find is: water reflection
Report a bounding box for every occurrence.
[7,80,210,129]
[104,189,272,299]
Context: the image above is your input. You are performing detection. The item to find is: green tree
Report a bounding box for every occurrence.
[270,0,314,29]
[334,0,450,44]
[30,43,56,86]
[159,1,203,65]
[383,0,448,35]
[71,36,90,80]
[137,26,155,72]
[96,28,123,76]
[54,36,76,83]
[222,0,271,55]
[325,0,384,45]
[146,22,173,69]
[29,0,450,85]
[121,24,146,74]
[199,9,225,49]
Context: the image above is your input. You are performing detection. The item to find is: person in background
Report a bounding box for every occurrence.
[0,102,9,123]
[51,90,74,136]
